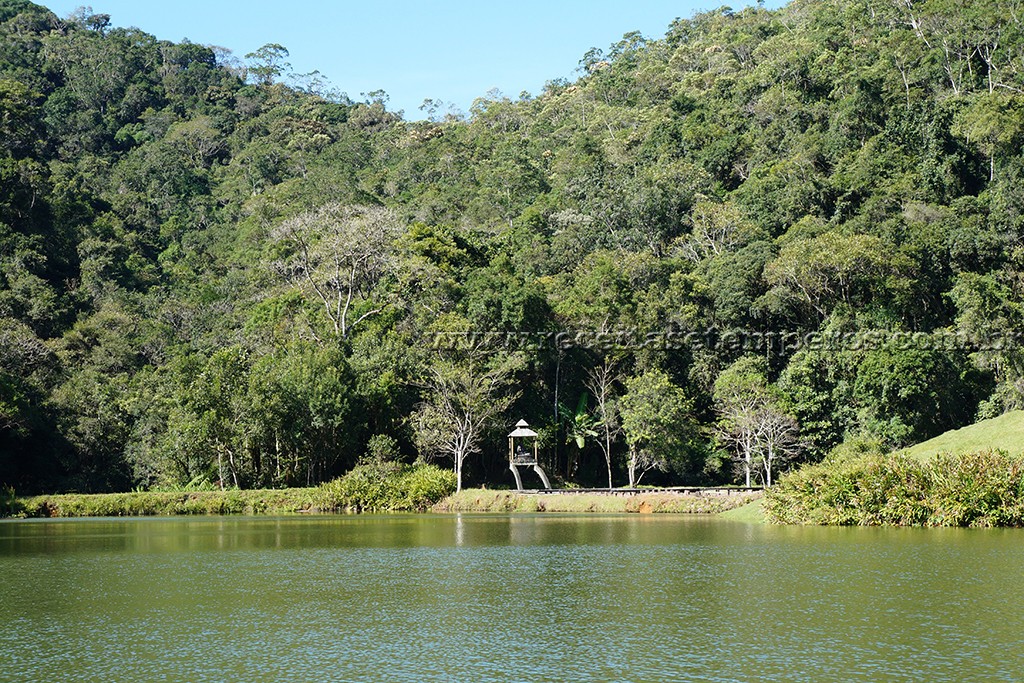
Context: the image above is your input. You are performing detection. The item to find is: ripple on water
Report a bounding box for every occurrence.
[1,516,1024,682]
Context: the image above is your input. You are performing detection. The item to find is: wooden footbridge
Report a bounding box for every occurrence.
[515,486,763,496]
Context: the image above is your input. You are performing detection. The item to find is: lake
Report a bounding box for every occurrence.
[1,514,1023,682]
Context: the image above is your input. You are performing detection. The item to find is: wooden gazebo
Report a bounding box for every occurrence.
[508,419,552,490]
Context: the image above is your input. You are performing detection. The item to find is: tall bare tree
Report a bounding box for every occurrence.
[585,357,622,489]
[714,356,801,487]
[755,408,800,486]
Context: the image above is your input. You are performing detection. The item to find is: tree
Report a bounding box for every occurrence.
[410,351,521,492]
[763,232,910,320]
[245,342,356,487]
[584,357,622,489]
[948,269,1024,413]
[714,357,768,486]
[619,369,696,488]
[272,203,402,339]
[676,196,761,262]
[188,347,250,489]
[0,79,42,158]
[852,345,983,448]
[952,92,1024,181]
[777,349,847,457]
[560,391,597,483]
[245,43,290,86]
[752,406,799,486]
[714,356,801,487]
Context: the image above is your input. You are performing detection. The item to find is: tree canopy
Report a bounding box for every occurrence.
[0,0,1021,492]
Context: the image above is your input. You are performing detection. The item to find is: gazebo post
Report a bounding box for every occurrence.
[509,460,524,491]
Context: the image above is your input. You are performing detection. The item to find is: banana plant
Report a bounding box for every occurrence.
[561,392,598,450]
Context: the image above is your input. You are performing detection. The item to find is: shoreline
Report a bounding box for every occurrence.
[2,487,764,519]
[3,488,322,519]
[433,489,763,515]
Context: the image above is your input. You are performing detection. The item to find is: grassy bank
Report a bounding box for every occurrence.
[898,410,1024,461]
[3,462,457,518]
[765,450,1024,527]
[718,499,766,523]
[3,479,762,520]
[9,488,320,518]
[433,489,762,514]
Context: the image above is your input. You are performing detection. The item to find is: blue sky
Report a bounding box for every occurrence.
[43,1,782,119]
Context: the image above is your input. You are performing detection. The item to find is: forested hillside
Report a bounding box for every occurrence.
[2,0,1022,493]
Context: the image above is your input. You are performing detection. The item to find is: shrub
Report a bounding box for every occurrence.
[314,462,456,512]
[398,463,459,511]
[766,449,1024,526]
[927,451,1024,526]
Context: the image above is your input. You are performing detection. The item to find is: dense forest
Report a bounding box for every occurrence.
[1,0,1023,493]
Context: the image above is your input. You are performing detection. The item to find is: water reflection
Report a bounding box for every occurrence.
[2,516,1024,682]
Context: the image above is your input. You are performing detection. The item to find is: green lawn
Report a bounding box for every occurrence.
[717,498,766,523]
[898,410,1024,461]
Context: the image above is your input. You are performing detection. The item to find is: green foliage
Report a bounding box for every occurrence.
[714,356,801,486]
[765,450,1024,527]
[364,433,401,463]
[620,369,701,485]
[763,232,912,320]
[10,488,318,518]
[313,461,456,513]
[410,348,522,491]
[3,0,1024,498]
[851,346,983,446]
[561,392,597,450]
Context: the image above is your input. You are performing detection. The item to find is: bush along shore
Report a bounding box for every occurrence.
[2,462,457,518]
[10,488,320,518]
[765,450,1024,527]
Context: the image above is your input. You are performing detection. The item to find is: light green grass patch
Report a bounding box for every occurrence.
[717,498,766,523]
[899,410,1024,461]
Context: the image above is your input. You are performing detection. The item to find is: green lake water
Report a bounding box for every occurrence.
[2,514,1023,682]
